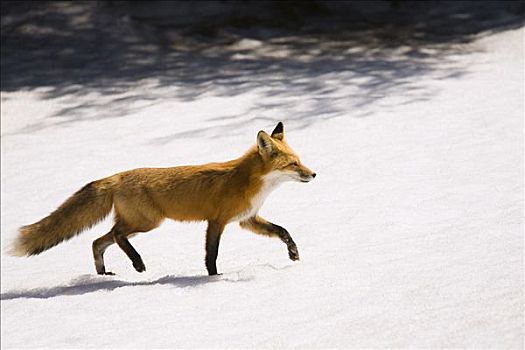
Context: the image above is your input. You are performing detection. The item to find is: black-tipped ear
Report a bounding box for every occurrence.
[257,130,274,156]
[271,122,284,140]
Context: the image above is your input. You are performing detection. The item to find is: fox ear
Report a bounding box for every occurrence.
[257,130,274,156]
[271,122,284,140]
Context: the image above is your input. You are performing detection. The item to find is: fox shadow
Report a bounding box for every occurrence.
[0,272,251,301]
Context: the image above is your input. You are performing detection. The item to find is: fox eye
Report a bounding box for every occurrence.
[291,161,298,167]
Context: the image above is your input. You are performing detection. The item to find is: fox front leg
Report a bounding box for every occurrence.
[240,216,300,261]
[273,223,300,261]
[205,220,226,275]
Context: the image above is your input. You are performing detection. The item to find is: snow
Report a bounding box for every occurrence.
[1,9,523,349]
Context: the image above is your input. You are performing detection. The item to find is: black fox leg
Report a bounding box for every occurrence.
[113,229,146,273]
[270,222,300,261]
[92,232,116,275]
[240,216,300,261]
[205,221,225,275]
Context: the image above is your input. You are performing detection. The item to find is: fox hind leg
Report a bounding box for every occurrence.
[113,226,147,273]
[92,231,116,275]
[111,196,164,273]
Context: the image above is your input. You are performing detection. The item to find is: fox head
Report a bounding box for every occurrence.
[257,122,316,183]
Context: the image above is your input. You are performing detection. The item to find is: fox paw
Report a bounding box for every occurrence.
[133,260,146,273]
[288,246,300,261]
[96,266,115,276]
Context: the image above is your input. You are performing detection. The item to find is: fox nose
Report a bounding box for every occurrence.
[312,173,316,178]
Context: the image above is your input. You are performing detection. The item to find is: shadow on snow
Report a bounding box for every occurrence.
[0,272,252,300]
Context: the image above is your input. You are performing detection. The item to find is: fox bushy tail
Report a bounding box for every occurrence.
[12,178,117,256]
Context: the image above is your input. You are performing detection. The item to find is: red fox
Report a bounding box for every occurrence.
[13,122,316,275]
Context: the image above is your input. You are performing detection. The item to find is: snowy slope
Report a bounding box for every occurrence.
[1,22,523,349]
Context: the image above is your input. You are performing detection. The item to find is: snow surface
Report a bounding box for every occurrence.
[1,18,524,350]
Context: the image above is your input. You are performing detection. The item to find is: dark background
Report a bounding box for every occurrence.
[1,1,523,107]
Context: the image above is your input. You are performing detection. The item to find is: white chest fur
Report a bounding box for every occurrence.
[232,171,288,222]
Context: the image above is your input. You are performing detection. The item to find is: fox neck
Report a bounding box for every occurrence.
[230,147,287,222]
